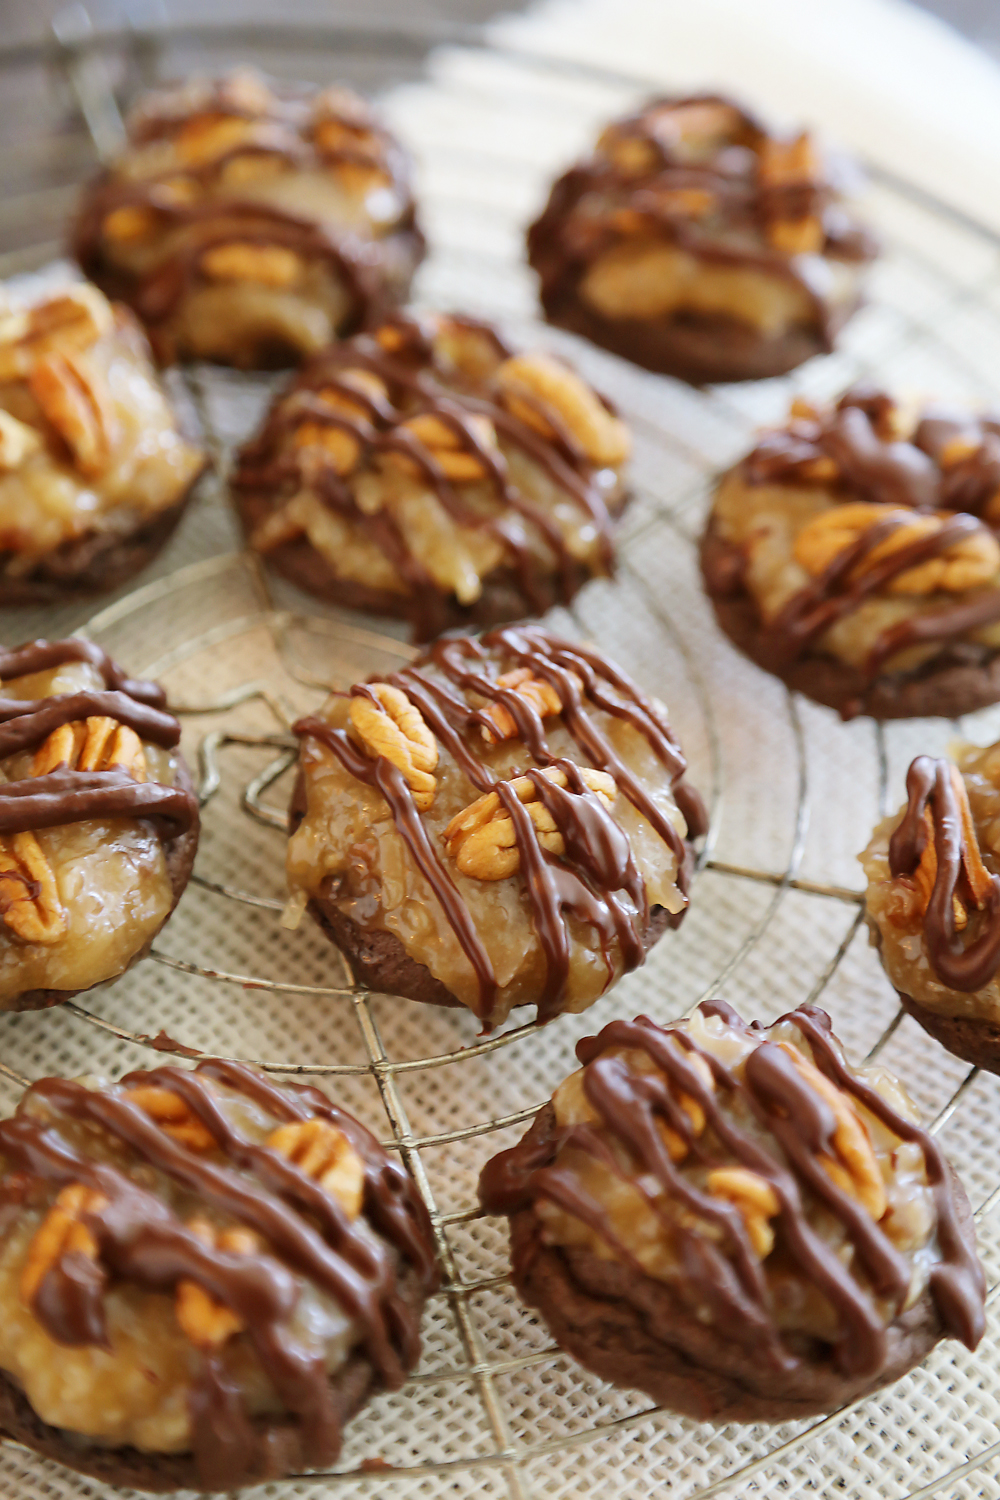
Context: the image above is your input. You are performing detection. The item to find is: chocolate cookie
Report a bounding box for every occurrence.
[0,281,206,602]
[480,1000,985,1420]
[528,95,876,384]
[233,312,631,641]
[286,624,706,1030]
[0,1060,438,1490]
[861,744,1000,1073]
[73,70,423,368]
[701,385,1000,719]
[0,637,200,1013]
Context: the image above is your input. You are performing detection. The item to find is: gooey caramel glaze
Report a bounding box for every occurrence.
[479,1002,985,1377]
[0,1061,438,1489]
[294,626,707,1029]
[0,639,197,841]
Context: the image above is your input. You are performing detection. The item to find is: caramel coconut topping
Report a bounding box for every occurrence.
[72,70,422,365]
[290,626,707,1029]
[234,312,630,640]
[705,386,1000,697]
[0,1061,437,1489]
[480,1002,985,1374]
[528,94,876,347]
[0,638,198,1004]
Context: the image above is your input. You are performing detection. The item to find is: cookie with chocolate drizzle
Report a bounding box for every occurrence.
[479,1000,984,1420]
[701,385,1000,718]
[72,70,423,368]
[0,280,206,603]
[0,637,199,1012]
[861,743,1000,1072]
[0,1059,438,1490]
[527,95,876,384]
[233,311,631,641]
[287,625,706,1030]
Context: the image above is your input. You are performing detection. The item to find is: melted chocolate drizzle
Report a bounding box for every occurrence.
[294,626,706,1028]
[527,95,876,348]
[479,1001,985,1375]
[888,754,1000,991]
[235,317,621,641]
[73,77,421,349]
[0,638,197,840]
[0,1060,437,1489]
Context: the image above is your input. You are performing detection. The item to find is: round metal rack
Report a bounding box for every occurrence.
[3,15,1000,1499]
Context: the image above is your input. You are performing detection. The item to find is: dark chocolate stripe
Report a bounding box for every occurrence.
[887,755,1000,991]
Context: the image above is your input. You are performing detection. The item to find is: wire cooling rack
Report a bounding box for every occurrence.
[6,15,1000,1500]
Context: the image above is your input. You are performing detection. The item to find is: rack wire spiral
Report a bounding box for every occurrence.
[4,13,1000,1498]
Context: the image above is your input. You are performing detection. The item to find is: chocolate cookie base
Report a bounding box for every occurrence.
[700,522,1000,720]
[289,771,689,1018]
[6,754,200,1014]
[899,993,1000,1076]
[0,1262,426,1492]
[234,485,628,643]
[502,1104,975,1421]
[536,286,854,385]
[0,476,204,607]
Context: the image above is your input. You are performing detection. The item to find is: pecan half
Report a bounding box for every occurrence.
[29,350,116,478]
[496,352,630,469]
[443,764,616,881]
[175,1219,257,1348]
[793,503,1000,594]
[266,1118,365,1218]
[0,286,114,382]
[33,715,147,781]
[0,831,66,945]
[349,685,438,810]
[200,243,303,288]
[707,1166,780,1256]
[478,667,569,745]
[125,1085,217,1152]
[780,1044,886,1220]
[20,1183,108,1306]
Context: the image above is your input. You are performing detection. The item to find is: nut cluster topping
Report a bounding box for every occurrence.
[266,1118,365,1219]
[496,352,630,468]
[28,352,116,479]
[793,503,1000,595]
[20,1183,109,1305]
[175,1219,257,1349]
[443,764,616,881]
[348,684,439,810]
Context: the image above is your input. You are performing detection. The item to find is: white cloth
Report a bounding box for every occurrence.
[483,0,1000,235]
